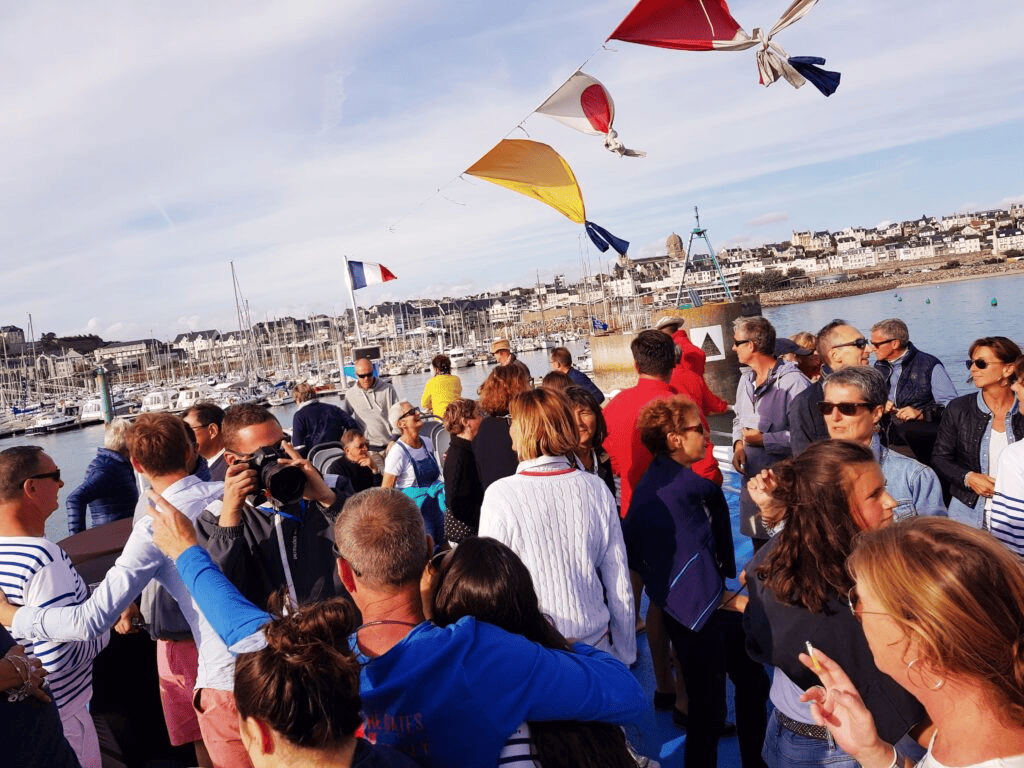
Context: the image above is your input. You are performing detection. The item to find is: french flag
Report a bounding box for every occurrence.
[348,260,397,290]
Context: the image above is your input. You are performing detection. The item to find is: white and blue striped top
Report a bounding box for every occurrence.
[0,537,108,713]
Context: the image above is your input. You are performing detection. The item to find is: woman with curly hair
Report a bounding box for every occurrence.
[473,363,532,492]
[626,395,768,768]
[744,440,924,768]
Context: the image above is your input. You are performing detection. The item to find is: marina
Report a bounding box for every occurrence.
[10,271,1024,545]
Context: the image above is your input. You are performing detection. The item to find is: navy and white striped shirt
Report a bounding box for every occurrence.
[0,537,108,713]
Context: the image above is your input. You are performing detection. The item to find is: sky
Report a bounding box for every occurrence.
[3,0,1023,342]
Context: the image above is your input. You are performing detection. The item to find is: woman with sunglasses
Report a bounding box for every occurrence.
[428,538,641,768]
[626,395,769,768]
[478,388,635,665]
[799,516,1024,768]
[744,440,924,768]
[383,401,445,547]
[820,366,946,518]
[933,336,1024,528]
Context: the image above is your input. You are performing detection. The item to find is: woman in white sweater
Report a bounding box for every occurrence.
[479,388,636,665]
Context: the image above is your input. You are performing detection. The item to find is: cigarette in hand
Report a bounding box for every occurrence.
[806,641,821,672]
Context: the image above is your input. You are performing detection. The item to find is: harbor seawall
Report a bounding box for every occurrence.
[759,261,1024,307]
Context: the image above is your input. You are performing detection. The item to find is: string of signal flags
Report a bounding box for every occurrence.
[390,0,840,264]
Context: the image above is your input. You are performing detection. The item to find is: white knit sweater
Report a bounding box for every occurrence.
[479,455,636,665]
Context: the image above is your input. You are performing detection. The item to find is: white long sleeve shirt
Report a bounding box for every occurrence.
[479,456,636,665]
[12,475,236,692]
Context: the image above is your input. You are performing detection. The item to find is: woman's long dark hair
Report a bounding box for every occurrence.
[755,440,877,612]
[431,537,637,768]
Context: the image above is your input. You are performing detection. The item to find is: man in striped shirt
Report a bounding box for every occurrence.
[0,445,108,768]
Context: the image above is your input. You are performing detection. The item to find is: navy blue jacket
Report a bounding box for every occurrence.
[292,400,357,457]
[66,448,139,535]
[567,366,605,404]
[874,342,945,421]
[622,455,735,631]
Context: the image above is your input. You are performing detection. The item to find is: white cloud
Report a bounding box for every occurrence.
[3,0,1024,338]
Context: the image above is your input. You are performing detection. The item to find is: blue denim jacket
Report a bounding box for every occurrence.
[871,435,947,519]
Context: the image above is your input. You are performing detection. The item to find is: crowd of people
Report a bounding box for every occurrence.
[5,317,1024,768]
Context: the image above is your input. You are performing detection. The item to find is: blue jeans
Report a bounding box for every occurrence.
[762,710,859,768]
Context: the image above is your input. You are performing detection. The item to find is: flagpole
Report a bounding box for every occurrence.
[342,255,365,347]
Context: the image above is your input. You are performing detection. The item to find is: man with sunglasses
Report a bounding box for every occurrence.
[0,446,108,767]
[341,358,400,453]
[788,319,872,457]
[195,404,353,615]
[870,318,957,468]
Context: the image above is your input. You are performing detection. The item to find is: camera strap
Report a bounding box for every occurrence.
[254,500,303,611]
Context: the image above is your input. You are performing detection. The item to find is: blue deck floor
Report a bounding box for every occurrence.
[623,465,753,767]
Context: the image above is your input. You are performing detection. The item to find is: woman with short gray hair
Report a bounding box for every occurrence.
[821,366,946,518]
[66,418,139,535]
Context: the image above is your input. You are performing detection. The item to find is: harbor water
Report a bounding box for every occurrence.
[7,272,1024,541]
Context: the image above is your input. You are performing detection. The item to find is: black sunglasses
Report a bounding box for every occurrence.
[832,338,869,350]
[817,401,872,416]
[357,372,375,379]
[733,339,753,348]
[965,358,993,370]
[26,469,61,483]
[399,407,420,421]
[872,338,899,347]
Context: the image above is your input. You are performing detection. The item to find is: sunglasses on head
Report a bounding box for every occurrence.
[965,358,995,370]
[832,338,869,350]
[817,401,872,416]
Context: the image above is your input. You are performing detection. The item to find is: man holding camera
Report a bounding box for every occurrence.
[195,404,352,612]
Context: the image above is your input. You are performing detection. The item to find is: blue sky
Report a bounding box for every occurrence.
[3,0,1022,341]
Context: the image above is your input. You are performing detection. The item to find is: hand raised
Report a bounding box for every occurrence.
[147,491,199,560]
[798,647,893,766]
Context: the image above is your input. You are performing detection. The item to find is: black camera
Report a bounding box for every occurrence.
[246,445,306,506]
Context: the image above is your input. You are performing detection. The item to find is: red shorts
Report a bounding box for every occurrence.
[156,639,202,746]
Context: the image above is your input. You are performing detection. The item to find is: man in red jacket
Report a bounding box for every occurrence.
[658,316,727,485]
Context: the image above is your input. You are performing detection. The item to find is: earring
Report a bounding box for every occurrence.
[907,658,945,690]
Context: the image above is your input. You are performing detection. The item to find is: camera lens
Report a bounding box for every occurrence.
[262,463,306,505]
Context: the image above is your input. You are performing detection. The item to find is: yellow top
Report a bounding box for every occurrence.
[421,374,463,418]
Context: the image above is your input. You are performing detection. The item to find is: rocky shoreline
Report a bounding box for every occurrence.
[758,261,1024,307]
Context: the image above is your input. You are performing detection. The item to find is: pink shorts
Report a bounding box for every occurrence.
[156,639,202,746]
[195,687,252,768]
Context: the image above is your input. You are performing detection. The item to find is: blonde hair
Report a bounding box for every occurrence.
[508,389,578,461]
[849,517,1024,725]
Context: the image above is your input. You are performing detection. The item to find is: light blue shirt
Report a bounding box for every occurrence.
[886,349,958,406]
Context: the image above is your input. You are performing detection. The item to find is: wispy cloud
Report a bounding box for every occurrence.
[3,0,1023,338]
[748,212,789,227]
